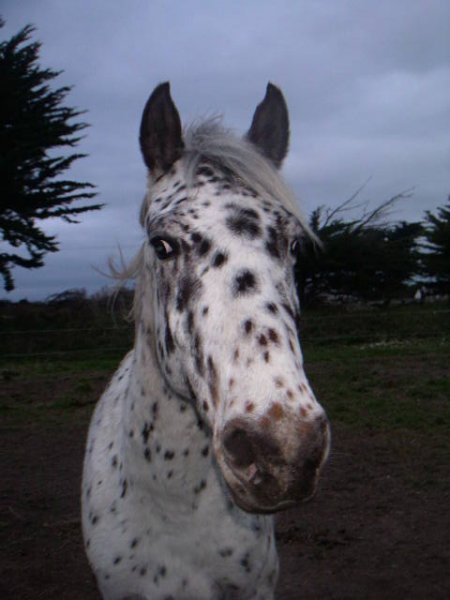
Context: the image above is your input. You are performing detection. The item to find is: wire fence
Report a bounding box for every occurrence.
[0,325,134,361]
[0,326,129,335]
[1,306,447,363]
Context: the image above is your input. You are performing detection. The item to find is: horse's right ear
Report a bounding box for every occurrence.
[139,82,184,174]
[246,83,289,169]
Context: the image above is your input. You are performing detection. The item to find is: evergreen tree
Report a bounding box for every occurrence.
[0,21,102,291]
[422,197,450,294]
[296,191,422,305]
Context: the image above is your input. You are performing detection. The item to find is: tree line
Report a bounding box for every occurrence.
[1,22,448,304]
[296,192,449,306]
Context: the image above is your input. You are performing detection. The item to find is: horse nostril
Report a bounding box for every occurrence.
[223,427,256,470]
[248,464,276,489]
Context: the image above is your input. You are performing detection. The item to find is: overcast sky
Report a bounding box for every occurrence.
[2,0,449,301]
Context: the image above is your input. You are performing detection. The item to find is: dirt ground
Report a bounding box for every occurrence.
[1,373,449,600]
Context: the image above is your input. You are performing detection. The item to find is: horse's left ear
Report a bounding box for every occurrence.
[139,82,184,173]
[246,83,289,169]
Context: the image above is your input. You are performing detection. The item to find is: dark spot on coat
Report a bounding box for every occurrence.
[240,554,252,573]
[233,270,257,296]
[268,328,280,344]
[258,334,268,346]
[198,238,212,256]
[120,479,128,498]
[186,311,194,334]
[212,251,228,268]
[176,275,202,312]
[193,334,204,376]
[142,422,152,444]
[268,402,284,420]
[240,207,260,220]
[282,302,295,321]
[165,320,175,354]
[274,377,284,388]
[194,480,207,494]
[226,211,261,239]
[265,226,280,259]
[207,356,219,405]
[244,319,253,334]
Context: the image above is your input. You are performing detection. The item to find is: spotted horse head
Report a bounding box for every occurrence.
[138,82,330,513]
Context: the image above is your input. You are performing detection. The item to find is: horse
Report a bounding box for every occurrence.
[81,82,330,600]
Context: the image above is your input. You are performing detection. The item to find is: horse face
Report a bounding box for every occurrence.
[140,82,330,513]
[143,171,329,513]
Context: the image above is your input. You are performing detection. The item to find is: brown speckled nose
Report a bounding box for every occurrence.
[222,414,329,509]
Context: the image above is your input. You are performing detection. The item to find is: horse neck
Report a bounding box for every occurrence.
[122,276,213,506]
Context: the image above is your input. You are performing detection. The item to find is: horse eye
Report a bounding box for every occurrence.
[150,237,177,260]
[290,239,300,257]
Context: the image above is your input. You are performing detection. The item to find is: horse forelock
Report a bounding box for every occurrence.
[140,118,312,234]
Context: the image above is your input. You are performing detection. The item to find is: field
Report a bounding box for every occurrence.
[1,301,449,599]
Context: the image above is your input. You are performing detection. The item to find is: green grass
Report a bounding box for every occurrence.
[304,338,449,434]
[0,354,123,377]
[1,304,449,436]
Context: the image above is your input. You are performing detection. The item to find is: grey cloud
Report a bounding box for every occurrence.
[2,0,449,300]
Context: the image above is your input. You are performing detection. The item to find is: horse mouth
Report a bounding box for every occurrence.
[227,485,298,514]
[221,465,315,515]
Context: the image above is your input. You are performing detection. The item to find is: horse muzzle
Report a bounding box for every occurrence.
[216,413,330,514]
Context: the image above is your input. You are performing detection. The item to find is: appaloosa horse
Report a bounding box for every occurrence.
[82,82,330,599]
